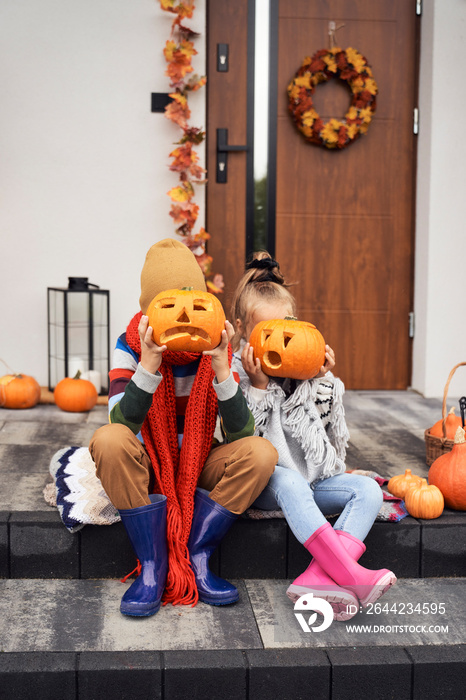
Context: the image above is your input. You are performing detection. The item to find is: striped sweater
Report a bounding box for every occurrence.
[108,332,255,446]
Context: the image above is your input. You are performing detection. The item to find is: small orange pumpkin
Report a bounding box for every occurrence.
[428,406,462,439]
[249,316,326,380]
[54,371,98,412]
[404,478,444,519]
[428,426,466,510]
[147,287,226,353]
[387,469,423,498]
[0,374,41,409]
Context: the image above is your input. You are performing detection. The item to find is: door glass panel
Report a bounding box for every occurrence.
[253,0,270,252]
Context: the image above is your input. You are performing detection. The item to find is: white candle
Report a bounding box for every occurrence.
[68,356,86,378]
[81,370,101,394]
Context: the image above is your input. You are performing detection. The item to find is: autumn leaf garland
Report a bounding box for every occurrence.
[160,0,224,293]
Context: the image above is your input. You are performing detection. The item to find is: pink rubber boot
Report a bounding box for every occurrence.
[303,522,396,608]
[286,555,358,621]
[286,527,365,621]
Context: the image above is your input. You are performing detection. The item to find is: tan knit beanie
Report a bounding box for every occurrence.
[139,238,207,313]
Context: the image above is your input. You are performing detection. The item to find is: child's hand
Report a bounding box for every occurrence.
[315,344,336,378]
[241,342,269,390]
[203,320,234,384]
[138,315,166,375]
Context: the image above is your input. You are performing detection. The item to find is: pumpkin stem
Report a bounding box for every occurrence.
[284,316,298,321]
[181,286,194,291]
[454,426,466,444]
[73,370,82,380]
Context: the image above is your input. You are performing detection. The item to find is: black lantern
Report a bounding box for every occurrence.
[47,277,110,394]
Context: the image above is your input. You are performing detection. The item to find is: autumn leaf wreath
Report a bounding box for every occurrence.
[287,47,378,150]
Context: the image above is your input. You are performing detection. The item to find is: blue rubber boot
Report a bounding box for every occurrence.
[119,494,168,617]
[188,489,239,605]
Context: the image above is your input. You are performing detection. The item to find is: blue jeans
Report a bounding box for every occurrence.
[253,465,383,544]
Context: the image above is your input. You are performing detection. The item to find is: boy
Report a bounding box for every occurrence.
[90,239,277,616]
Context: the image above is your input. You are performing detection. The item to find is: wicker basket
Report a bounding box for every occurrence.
[424,361,466,466]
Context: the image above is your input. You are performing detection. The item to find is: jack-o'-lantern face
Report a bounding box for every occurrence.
[147,287,226,352]
[249,316,326,380]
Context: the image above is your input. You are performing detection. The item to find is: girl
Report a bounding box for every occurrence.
[231,252,396,621]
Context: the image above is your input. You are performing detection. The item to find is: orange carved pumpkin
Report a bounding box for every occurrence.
[147,287,226,353]
[428,406,462,439]
[249,316,326,380]
[387,469,423,499]
[404,478,444,519]
[0,373,41,409]
[54,371,98,412]
[428,426,466,510]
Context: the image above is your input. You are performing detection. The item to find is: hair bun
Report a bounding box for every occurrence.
[245,258,279,272]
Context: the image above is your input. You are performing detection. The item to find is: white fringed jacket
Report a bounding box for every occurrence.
[232,350,350,487]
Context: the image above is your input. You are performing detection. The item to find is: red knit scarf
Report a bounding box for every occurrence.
[127,311,221,605]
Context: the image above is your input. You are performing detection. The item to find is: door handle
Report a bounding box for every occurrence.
[216,128,248,183]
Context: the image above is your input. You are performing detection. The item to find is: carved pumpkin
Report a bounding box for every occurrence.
[404,478,444,519]
[249,316,326,380]
[0,373,41,409]
[428,426,466,510]
[387,469,423,498]
[147,287,226,352]
[54,371,98,412]
[428,406,462,439]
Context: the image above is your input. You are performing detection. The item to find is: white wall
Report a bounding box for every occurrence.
[1,0,464,397]
[412,0,466,397]
[0,0,206,386]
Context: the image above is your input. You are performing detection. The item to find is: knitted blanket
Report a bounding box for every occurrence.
[44,446,120,532]
[44,450,407,529]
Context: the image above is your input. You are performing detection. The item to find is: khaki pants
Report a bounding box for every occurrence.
[89,423,277,514]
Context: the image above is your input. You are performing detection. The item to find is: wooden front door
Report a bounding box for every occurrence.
[207,0,419,389]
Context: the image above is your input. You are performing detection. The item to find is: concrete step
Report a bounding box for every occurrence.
[0,577,465,699]
[2,507,466,581]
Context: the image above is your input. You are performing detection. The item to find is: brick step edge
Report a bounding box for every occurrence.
[2,510,466,580]
[1,646,466,700]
